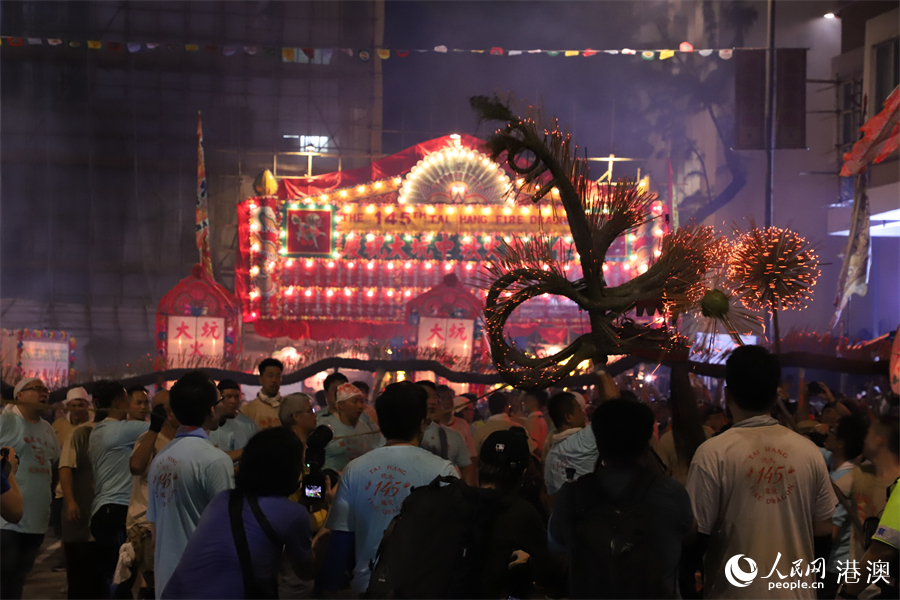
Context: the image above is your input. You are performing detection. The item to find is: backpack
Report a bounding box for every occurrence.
[366,475,506,599]
[567,469,671,599]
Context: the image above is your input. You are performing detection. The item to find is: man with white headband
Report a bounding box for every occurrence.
[0,377,61,599]
[50,387,91,573]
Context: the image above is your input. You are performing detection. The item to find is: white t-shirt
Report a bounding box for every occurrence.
[326,445,458,595]
[685,415,836,599]
[420,421,470,468]
[544,426,596,494]
[125,430,172,530]
[319,414,383,472]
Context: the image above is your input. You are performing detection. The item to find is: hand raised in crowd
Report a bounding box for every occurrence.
[508,550,530,569]
[2,446,18,477]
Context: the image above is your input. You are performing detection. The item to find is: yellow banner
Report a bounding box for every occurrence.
[336,204,570,234]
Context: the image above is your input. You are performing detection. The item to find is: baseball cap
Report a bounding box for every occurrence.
[65,387,90,404]
[452,396,471,413]
[480,429,530,470]
[335,383,364,404]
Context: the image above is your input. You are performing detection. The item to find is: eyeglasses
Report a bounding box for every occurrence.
[21,386,49,394]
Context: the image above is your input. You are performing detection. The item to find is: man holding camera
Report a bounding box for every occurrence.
[0,377,61,600]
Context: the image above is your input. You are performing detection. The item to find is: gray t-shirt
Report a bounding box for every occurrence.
[59,422,95,543]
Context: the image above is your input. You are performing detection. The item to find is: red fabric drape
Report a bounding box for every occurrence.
[253,319,407,341]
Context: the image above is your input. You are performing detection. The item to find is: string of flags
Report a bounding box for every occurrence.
[1,36,735,62]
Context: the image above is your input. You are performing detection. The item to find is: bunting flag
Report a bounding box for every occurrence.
[840,85,899,177]
[1,36,745,63]
[196,112,213,278]
[830,177,870,329]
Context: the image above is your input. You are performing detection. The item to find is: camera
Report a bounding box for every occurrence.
[301,425,333,504]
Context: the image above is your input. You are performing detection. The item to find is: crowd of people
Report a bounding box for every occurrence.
[0,347,897,599]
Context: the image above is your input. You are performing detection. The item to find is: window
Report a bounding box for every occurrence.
[283,135,329,151]
[838,78,863,150]
[873,38,899,111]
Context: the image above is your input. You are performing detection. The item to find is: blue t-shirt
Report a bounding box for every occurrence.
[1,470,9,495]
[147,427,234,598]
[230,414,257,448]
[208,415,258,454]
[0,408,61,533]
[326,444,458,594]
[162,490,311,599]
[544,426,598,494]
[89,419,150,515]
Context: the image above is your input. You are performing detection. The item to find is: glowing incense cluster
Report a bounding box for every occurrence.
[728,226,821,312]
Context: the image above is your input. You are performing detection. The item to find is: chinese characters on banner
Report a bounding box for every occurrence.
[20,341,69,388]
[417,317,474,358]
[167,316,225,365]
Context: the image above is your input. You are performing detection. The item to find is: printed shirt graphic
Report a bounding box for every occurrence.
[0,408,61,533]
[326,445,458,595]
[89,420,150,516]
[240,397,281,430]
[685,415,836,599]
[420,421,470,468]
[872,484,899,549]
[835,465,895,561]
[147,428,234,598]
[319,413,383,472]
[544,426,597,495]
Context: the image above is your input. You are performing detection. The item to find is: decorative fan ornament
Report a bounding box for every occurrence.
[679,284,766,357]
[398,145,512,204]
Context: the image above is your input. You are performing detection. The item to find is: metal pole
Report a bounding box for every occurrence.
[763,0,776,227]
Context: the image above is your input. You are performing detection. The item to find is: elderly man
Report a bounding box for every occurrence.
[279,393,318,445]
[51,387,91,571]
[319,383,382,472]
[0,378,61,599]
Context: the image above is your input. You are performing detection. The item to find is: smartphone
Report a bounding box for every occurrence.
[807,382,824,396]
